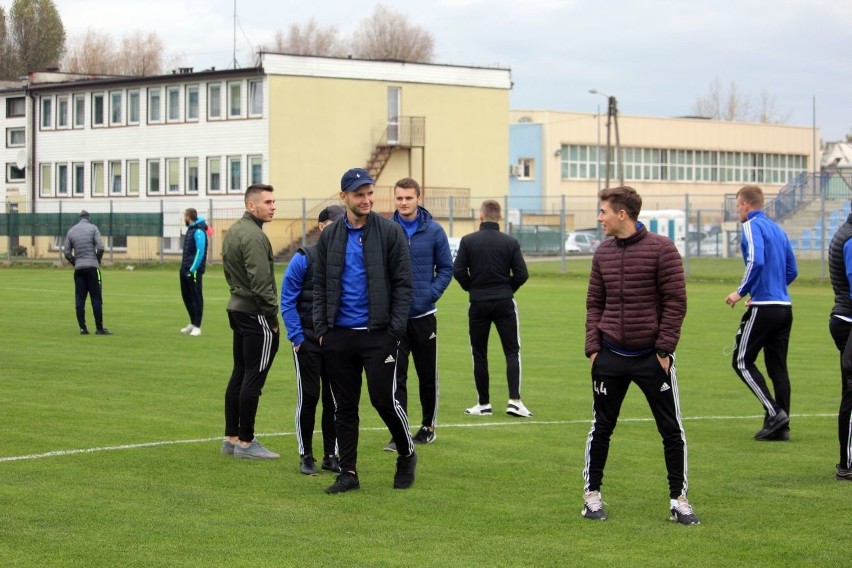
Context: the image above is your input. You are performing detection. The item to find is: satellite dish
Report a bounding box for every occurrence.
[15,150,26,170]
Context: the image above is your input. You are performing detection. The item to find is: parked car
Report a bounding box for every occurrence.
[565,232,600,254]
[687,231,738,257]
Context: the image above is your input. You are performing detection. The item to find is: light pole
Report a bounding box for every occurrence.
[589,89,622,190]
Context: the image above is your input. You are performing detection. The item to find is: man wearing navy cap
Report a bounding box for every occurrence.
[313,168,415,494]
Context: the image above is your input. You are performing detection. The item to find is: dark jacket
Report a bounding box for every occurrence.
[181,217,208,274]
[64,218,104,269]
[222,212,279,328]
[585,224,686,357]
[453,221,528,302]
[392,206,453,317]
[312,212,412,339]
[829,213,852,319]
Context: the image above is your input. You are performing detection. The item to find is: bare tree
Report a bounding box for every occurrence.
[118,30,166,75]
[261,18,345,57]
[61,29,117,74]
[694,78,789,124]
[0,6,9,79]
[351,4,434,63]
[4,0,65,79]
[61,28,169,76]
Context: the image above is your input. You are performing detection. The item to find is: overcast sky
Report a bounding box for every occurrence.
[52,0,852,141]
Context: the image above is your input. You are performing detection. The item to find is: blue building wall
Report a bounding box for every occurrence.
[508,123,543,213]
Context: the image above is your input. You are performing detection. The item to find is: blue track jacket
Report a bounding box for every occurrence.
[737,210,798,304]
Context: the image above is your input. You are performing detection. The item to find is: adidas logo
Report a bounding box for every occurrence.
[660,382,671,392]
[384,355,396,364]
[429,332,437,340]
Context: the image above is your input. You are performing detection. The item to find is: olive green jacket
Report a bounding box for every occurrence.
[222,212,279,328]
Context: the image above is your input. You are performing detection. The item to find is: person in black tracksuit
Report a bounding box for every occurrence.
[453,199,531,418]
[828,208,852,481]
[179,208,208,336]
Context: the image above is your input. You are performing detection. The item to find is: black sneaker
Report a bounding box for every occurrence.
[80,328,90,335]
[754,410,789,440]
[412,426,436,445]
[393,451,417,489]
[321,455,341,473]
[670,496,700,525]
[95,329,113,335]
[383,438,397,452]
[837,465,852,481]
[759,427,790,441]
[582,491,607,521]
[300,454,318,476]
[325,471,360,494]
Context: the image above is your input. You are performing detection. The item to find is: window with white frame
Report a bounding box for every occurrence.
[110,91,122,125]
[6,127,24,147]
[57,163,69,196]
[41,97,53,128]
[128,90,140,124]
[166,158,179,193]
[107,235,127,250]
[127,160,139,196]
[186,85,199,121]
[228,82,241,118]
[148,88,162,122]
[248,80,262,116]
[228,156,242,192]
[513,158,535,181]
[91,161,105,196]
[167,86,180,121]
[57,96,69,128]
[73,162,84,196]
[109,160,122,194]
[73,94,85,128]
[40,163,52,196]
[208,83,221,119]
[147,159,161,194]
[92,93,105,127]
[249,155,262,185]
[6,163,25,182]
[186,157,198,193]
[208,156,221,192]
[6,96,25,118]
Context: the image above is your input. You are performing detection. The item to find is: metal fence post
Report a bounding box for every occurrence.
[301,198,307,247]
[209,198,214,265]
[159,199,164,264]
[560,194,566,273]
[684,194,690,277]
[448,195,454,237]
[109,200,114,264]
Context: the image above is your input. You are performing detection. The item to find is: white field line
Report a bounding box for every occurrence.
[0,413,834,464]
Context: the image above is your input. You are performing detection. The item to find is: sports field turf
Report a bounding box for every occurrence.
[0,259,846,567]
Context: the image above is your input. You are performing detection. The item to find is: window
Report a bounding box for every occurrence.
[57,96,69,128]
[248,80,262,116]
[128,90,140,124]
[6,96,25,118]
[41,97,53,128]
[110,160,122,194]
[108,236,127,250]
[73,162,85,196]
[148,88,161,122]
[167,86,180,121]
[186,85,199,120]
[208,157,221,192]
[228,156,242,192]
[147,159,161,194]
[92,93,105,127]
[40,163,52,197]
[249,155,262,185]
[228,82,241,118]
[73,94,85,127]
[110,91,122,125]
[6,163,25,182]
[57,163,69,196]
[166,158,179,193]
[185,158,198,193]
[91,162,105,196]
[127,160,140,196]
[514,158,535,181]
[6,127,24,147]
[208,83,221,119]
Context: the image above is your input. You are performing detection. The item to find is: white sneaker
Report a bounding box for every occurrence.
[189,326,202,336]
[506,400,533,417]
[180,323,194,334]
[464,403,492,415]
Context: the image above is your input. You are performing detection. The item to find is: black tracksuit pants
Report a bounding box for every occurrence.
[583,348,690,499]
[828,317,852,470]
[224,311,280,443]
[293,336,337,458]
[179,271,204,327]
[731,305,793,421]
[74,267,104,331]
[396,314,439,429]
[468,298,521,404]
[322,327,414,474]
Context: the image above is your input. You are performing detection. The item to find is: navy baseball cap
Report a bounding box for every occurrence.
[340,168,375,192]
[318,205,345,223]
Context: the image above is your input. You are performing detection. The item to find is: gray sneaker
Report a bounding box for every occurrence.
[582,490,607,521]
[383,438,397,452]
[234,439,280,460]
[221,439,235,455]
[670,496,700,525]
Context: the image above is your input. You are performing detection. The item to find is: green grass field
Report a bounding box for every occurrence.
[0,259,845,567]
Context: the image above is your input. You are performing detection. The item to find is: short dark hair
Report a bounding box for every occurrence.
[394,177,421,197]
[184,208,198,221]
[598,186,642,220]
[480,199,501,221]
[737,185,764,209]
[245,183,273,205]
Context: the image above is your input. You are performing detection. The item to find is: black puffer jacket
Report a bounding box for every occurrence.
[312,212,412,339]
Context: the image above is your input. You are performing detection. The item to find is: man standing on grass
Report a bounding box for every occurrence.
[313,168,415,494]
[453,199,531,418]
[582,186,698,525]
[179,208,208,337]
[64,210,111,336]
[827,204,852,482]
[725,185,797,441]
[382,177,453,451]
[221,184,281,460]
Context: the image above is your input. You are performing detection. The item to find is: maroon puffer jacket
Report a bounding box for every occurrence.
[584,225,686,357]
